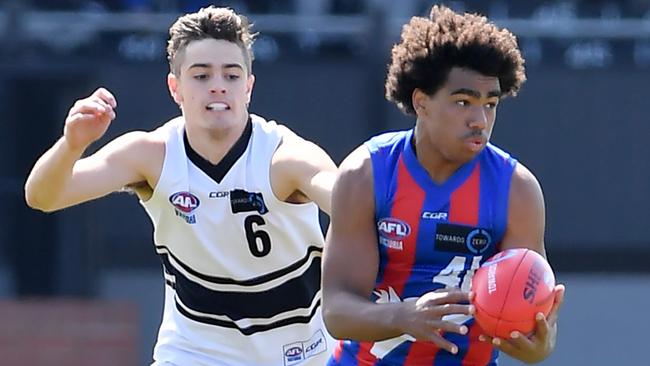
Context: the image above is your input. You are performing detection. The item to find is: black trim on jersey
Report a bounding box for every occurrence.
[160,253,321,320]
[176,299,321,335]
[184,117,252,184]
[155,244,323,286]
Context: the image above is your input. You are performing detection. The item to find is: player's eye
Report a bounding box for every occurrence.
[194,74,209,80]
[455,100,469,107]
[226,74,240,80]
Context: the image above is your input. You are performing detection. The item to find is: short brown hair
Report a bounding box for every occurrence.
[385,5,526,115]
[167,6,256,75]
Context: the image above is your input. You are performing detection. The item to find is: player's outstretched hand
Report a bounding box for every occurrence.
[64,87,117,151]
[398,289,474,355]
[479,284,565,363]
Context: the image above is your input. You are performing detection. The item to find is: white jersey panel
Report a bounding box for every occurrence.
[141,114,333,366]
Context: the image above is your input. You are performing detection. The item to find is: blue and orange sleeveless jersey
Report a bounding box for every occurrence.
[329,129,517,366]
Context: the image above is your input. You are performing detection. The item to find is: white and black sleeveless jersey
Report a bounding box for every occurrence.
[141,114,333,366]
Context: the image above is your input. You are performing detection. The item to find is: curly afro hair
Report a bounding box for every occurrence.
[385,5,526,115]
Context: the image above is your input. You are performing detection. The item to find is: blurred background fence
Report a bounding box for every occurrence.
[1,0,649,365]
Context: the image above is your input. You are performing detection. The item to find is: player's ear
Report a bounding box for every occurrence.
[245,74,255,107]
[168,72,182,105]
[412,88,428,116]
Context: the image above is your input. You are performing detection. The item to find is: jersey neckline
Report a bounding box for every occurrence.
[183,117,253,184]
[401,128,480,192]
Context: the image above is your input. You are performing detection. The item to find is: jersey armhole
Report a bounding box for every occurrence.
[140,123,177,206]
[493,157,518,244]
[366,142,388,221]
[262,127,320,211]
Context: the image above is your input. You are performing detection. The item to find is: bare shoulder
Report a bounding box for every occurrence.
[509,162,544,206]
[332,145,374,213]
[270,126,336,185]
[100,130,164,164]
[337,144,372,187]
[133,130,166,189]
[268,124,337,206]
[271,126,332,168]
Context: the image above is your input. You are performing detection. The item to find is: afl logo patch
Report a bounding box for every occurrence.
[169,191,200,213]
[285,346,303,358]
[282,330,327,366]
[169,191,199,224]
[377,218,411,240]
[377,218,410,250]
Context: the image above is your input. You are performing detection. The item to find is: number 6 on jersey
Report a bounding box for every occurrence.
[244,214,272,257]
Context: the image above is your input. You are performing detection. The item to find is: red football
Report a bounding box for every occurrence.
[471,248,556,339]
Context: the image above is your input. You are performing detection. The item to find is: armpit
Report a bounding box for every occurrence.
[122,181,153,201]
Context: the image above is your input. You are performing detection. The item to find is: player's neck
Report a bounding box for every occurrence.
[185,117,249,165]
[412,137,464,185]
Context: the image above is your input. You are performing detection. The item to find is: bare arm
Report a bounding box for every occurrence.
[322,146,396,339]
[24,88,159,212]
[486,162,565,363]
[322,146,472,354]
[270,134,337,214]
[500,163,547,256]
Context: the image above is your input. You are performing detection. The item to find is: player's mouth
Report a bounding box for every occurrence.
[465,137,486,152]
[206,102,230,111]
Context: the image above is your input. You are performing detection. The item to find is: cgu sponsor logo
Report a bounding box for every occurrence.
[422,211,448,220]
[169,191,200,213]
[283,330,327,366]
[305,338,323,353]
[209,191,229,198]
[377,218,411,240]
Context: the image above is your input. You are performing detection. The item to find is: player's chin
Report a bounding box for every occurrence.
[202,113,234,127]
[454,147,482,163]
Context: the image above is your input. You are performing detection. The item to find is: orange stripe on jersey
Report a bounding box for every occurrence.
[380,156,426,296]
[333,340,344,362]
[449,163,481,226]
[403,337,442,365]
[449,161,494,365]
[355,342,379,365]
[364,156,426,365]
[462,323,494,365]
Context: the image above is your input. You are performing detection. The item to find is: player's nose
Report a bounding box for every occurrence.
[209,86,227,94]
[209,78,227,94]
[468,106,488,130]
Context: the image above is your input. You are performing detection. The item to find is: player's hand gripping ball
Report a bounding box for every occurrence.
[471,248,555,339]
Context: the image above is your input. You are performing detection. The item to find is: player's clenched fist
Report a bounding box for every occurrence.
[64,87,117,151]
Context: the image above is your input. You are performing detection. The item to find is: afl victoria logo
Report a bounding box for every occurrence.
[169,191,200,213]
[377,218,411,240]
